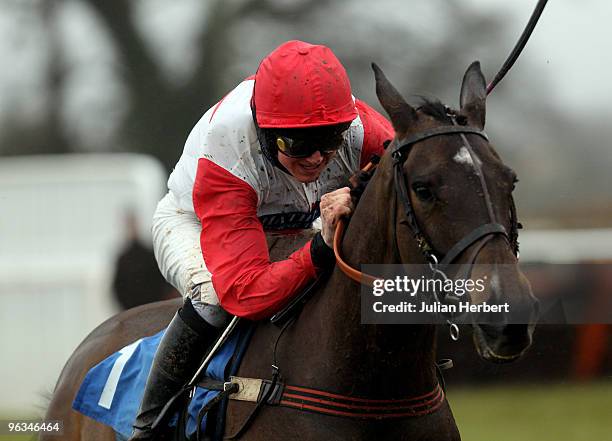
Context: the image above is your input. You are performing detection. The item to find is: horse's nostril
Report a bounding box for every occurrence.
[478,323,530,343]
[503,323,530,339]
[474,322,533,362]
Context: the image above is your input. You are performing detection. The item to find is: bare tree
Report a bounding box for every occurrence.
[0,0,71,156]
[1,0,510,168]
[83,0,335,170]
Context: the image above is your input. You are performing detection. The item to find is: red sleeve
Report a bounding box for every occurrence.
[193,159,318,320]
[355,99,394,169]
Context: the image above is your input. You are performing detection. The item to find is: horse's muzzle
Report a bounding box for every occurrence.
[472,321,536,363]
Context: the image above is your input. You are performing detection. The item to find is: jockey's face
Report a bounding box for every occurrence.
[273,122,350,183]
[278,149,336,183]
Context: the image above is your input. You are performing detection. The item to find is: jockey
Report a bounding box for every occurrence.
[129,40,393,439]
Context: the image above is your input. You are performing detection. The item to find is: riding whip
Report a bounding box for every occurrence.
[486,0,549,95]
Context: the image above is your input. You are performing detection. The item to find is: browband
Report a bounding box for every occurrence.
[393,126,488,158]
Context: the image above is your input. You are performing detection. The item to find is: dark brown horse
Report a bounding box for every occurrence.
[42,62,538,441]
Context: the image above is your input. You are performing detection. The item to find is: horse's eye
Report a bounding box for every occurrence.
[412,183,434,202]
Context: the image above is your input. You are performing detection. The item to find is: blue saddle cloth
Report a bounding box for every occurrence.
[73,323,252,439]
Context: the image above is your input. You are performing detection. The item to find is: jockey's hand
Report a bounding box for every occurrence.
[320,187,354,247]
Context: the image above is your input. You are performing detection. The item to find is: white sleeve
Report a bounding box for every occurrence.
[152,192,212,296]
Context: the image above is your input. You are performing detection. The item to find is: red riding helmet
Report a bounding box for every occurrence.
[253,40,358,128]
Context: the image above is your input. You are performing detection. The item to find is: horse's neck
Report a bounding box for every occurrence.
[297,167,438,397]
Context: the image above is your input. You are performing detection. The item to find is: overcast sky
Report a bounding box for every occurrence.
[0,0,609,148]
[0,1,608,117]
[466,0,609,116]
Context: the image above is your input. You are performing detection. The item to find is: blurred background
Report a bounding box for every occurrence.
[0,0,610,440]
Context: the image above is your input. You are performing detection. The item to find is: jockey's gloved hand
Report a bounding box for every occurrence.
[310,231,335,273]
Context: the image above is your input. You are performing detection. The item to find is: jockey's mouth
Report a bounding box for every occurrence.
[296,159,329,179]
[300,161,324,170]
[278,149,337,183]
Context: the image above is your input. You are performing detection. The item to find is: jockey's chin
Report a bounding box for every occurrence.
[278,150,336,183]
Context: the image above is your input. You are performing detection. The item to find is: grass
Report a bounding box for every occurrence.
[1,382,610,440]
[447,381,612,441]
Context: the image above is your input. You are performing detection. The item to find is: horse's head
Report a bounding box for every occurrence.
[372,62,538,363]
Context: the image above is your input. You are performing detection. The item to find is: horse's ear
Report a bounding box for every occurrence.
[459,61,486,129]
[372,63,416,135]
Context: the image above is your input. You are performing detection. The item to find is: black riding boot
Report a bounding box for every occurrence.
[128,298,221,440]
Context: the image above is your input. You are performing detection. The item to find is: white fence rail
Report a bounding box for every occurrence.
[0,154,166,415]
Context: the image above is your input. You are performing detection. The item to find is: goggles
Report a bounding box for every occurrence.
[275,131,346,159]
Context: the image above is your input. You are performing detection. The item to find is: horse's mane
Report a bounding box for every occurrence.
[349,97,455,205]
[414,97,454,124]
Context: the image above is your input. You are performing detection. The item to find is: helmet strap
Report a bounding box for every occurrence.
[251,100,291,175]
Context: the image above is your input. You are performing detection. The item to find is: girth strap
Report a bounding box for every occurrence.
[279,383,445,419]
[198,375,445,419]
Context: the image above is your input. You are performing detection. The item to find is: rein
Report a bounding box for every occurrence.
[333,160,380,286]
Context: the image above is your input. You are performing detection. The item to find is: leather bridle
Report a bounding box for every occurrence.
[334,114,521,289]
[331,0,550,335]
[332,0,549,287]
[391,119,518,270]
